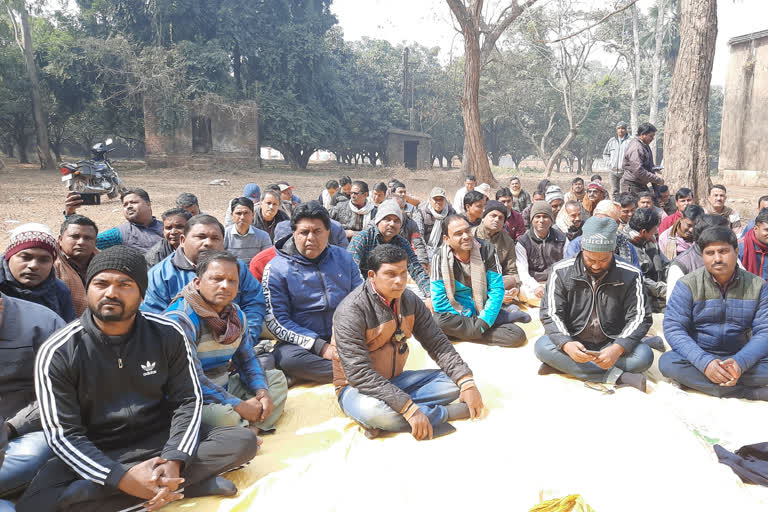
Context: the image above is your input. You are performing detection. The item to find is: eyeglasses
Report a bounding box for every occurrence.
[350,191,363,196]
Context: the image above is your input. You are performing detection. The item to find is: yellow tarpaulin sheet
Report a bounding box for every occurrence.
[166,314,768,512]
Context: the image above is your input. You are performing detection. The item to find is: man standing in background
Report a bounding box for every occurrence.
[602,121,630,197]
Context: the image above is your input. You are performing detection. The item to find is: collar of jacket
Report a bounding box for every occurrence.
[364,278,400,316]
[474,222,503,241]
[571,252,623,286]
[80,308,138,345]
[528,226,562,243]
[274,235,329,266]
[171,246,195,271]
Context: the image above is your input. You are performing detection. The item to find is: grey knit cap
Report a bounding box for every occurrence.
[616,121,628,129]
[529,200,554,222]
[545,185,565,204]
[581,217,617,253]
[86,246,148,297]
[374,199,403,225]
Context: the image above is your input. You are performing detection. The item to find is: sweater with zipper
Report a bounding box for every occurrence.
[332,280,473,419]
[263,237,363,355]
[34,310,202,488]
[540,254,651,352]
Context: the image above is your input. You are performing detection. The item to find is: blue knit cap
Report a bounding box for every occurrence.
[243,183,261,201]
[581,217,617,253]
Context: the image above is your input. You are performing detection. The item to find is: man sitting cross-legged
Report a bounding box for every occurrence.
[17,246,260,512]
[535,217,653,392]
[165,251,287,433]
[347,199,432,302]
[0,293,65,500]
[264,202,363,384]
[660,226,768,400]
[332,245,484,440]
[432,215,528,347]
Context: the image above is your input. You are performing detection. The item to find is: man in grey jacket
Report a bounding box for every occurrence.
[0,293,66,499]
[602,121,630,196]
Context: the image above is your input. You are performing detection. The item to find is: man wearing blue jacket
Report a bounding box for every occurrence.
[430,215,528,347]
[141,215,266,342]
[661,226,768,400]
[263,202,363,384]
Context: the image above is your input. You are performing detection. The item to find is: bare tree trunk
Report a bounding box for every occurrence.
[649,0,665,162]
[545,129,576,176]
[458,30,495,184]
[447,0,538,186]
[630,3,641,136]
[663,0,716,205]
[14,6,55,170]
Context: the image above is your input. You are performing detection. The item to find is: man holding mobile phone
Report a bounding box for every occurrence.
[535,217,654,392]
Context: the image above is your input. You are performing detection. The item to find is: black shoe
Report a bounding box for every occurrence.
[642,336,666,352]
[616,372,647,393]
[430,422,457,439]
[183,476,237,498]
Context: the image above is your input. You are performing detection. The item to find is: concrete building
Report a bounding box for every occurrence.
[385,128,432,169]
[719,29,768,186]
[143,94,260,168]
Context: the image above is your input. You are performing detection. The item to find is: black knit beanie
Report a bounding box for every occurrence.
[483,200,508,219]
[86,246,148,297]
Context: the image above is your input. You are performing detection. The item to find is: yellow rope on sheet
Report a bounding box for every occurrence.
[529,494,595,512]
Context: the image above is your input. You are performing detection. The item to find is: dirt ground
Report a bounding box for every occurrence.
[0,158,761,246]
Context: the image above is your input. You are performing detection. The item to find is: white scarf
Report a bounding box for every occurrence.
[349,197,375,228]
[427,203,449,249]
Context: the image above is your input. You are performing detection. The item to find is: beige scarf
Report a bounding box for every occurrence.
[440,239,486,315]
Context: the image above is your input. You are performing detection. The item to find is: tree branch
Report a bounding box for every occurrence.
[538,0,640,44]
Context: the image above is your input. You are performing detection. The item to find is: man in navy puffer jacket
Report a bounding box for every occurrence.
[263,202,363,384]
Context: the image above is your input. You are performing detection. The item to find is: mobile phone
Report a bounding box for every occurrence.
[79,192,101,205]
[583,349,601,357]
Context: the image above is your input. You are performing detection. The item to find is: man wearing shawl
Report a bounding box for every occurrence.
[165,250,287,433]
[431,215,528,347]
[583,181,607,217]
[331,180,376,240]
[739,208,768,282]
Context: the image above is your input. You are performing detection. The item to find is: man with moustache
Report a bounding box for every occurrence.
[432,215,528,347]
[17,246,259,511]
[348,200,432,302]
[55,215,99,316]
[661,226,768,400]
[64,188,164,252]
[0,223,75,321]
[145,208,192,269]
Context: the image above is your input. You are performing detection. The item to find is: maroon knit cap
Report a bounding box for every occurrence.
[4,223,57,261]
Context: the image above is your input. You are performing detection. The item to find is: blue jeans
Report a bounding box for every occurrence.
[338,370,459,432]
[534,335,654,383]
[659,351,768,399]
[0,500,14,512]
[0,431,52,498]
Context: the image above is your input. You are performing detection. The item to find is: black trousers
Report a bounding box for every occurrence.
[433,312,527,348]
[16,425,259,512]
[273,341,333,383]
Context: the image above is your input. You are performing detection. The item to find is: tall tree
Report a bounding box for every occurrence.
[5,0,55,168]
[648,0,666,160]
[446,0,538,185]
[663,0,716,204]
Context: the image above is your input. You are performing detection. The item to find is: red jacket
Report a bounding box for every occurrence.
[659,211,682,234]
[249,247,277,282]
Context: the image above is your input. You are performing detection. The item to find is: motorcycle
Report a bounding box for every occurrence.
[60,138,126,199]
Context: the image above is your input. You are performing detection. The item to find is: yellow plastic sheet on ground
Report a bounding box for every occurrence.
[166,314,768,512]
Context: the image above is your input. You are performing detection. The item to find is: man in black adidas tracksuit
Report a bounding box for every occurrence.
[17,246,260,512]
